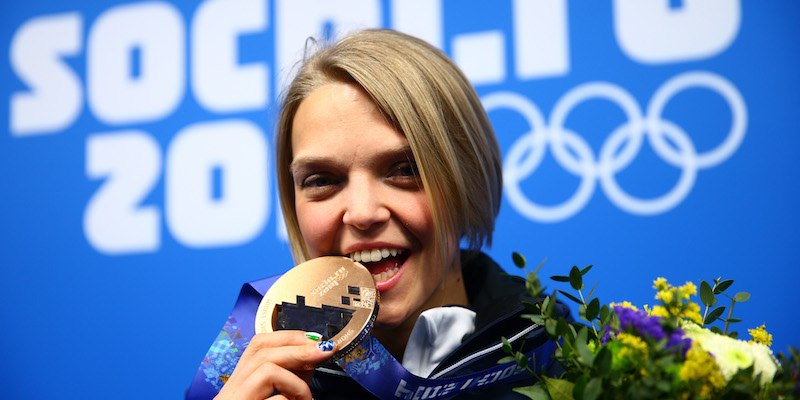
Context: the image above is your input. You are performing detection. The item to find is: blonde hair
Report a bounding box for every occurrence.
[276,29,502,264]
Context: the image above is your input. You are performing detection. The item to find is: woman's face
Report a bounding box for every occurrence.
[290,81,457,329]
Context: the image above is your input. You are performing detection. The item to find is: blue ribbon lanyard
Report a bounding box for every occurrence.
[186,276,553,400]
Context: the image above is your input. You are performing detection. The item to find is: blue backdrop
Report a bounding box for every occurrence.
[1,1,798,399]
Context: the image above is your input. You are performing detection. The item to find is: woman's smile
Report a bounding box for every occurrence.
[348,246,408,286]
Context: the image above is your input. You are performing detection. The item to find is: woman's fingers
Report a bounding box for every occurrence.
[231,332,338,379]
[236,331,321,366]
[248,337,338,371]
[214,330,339,400]
[237,361,312,400]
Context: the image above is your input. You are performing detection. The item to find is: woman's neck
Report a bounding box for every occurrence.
[371,254,469,361]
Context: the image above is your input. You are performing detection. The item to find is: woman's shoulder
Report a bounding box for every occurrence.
[461,251,535,328]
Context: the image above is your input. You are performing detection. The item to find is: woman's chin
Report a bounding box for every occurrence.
[373,308,411,330]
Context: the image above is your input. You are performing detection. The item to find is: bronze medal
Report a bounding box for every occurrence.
[255,256,379,360]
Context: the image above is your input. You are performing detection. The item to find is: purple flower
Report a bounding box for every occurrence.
[603,305,691,356]
[601,328,613,344]
[666,327,692,357]
[614,305,666,341]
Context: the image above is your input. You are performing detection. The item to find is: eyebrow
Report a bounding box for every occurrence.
[289,144,416,175]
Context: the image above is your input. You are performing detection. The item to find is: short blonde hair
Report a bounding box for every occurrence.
[276,29,502,263]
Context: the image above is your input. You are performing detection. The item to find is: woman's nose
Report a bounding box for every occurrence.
[342,179,390,230]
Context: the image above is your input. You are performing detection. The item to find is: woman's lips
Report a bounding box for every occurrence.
[372,256,406,292]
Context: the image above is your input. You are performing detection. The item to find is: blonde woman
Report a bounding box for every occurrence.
[204,29,562,400]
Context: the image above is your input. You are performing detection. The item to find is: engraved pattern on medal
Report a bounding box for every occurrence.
[310,266,349,297]
[337,328,354,344]
[352,288,376,309]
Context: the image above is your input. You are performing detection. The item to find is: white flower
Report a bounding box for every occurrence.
[683,323,779,385]
[748,341,780,386]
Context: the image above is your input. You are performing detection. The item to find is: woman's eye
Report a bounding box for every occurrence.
[302,175,334,188]
[392,162,419,177]
[296,173,341,200]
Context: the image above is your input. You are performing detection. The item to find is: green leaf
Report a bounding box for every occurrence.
[575,327,593,367]
[557,290,583,305]
[700,281,716,307]
[551,275,570,282]
[497,355,516,364]
[512,252,527,268]
[734,292,751,302]
[569,266,584,290]
[727,318,742,323]
[586,281,599,303]
[655,379,671,393]
[522,301,541,313]
[714,279,734,294]
[572,374,588,400]
[516,353,530,369]
[522,314,546,325]
[533,258,547,274]
[582,378,602,400]
[567,323,578,342]
[546,291,559,316]
[599,305,611,326]
[546,319,557,338]
[527,271,543,297]
[580,264,593,276]
[543,377,575,400]
[595,347,612,375]
[705,306,726,324]
[513,384,551,400]
[556,317,570,338]
[542,296,551,313]
[501,337,512,353]
[710,326,723,334]
[585,298,600,321]
[728,331,739,339]
[585,326,598,342]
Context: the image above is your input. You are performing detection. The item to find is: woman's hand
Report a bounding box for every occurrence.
[214,331,338,400]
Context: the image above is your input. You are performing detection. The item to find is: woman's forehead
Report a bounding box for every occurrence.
[292,83,408,149]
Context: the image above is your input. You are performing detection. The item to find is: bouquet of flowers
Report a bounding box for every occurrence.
[502,253,800,399]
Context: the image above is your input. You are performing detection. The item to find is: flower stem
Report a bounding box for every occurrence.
[724,297,736,334]
[578,289,600,337]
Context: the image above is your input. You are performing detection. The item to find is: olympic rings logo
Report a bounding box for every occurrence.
[484,71,747,223]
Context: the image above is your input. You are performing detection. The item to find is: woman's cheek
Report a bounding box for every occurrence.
[297,203,337,256]
[403,194,435,240]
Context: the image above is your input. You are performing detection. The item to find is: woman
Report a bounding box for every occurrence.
[210,29,559,399]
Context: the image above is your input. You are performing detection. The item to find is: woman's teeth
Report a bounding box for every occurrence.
[349,247,402,263]
[349,248,404,282]
[373,265,400,283]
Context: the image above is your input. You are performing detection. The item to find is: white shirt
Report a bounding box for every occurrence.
[401,306,477,377]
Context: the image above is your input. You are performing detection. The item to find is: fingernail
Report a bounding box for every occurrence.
[305,332,323,341]
[317,340,334,352]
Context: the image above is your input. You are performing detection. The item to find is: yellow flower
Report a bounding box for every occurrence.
[679,281,697,299]
[655,287,675,303]
[748,324,773,346]
[610,301,638,311]
[653,277,669,291]
[649,305,669,318]
[617,332,649,363]
[680,346,726,398]
[681,302,703,325]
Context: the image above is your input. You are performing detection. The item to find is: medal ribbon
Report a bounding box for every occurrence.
[186,276,554,399]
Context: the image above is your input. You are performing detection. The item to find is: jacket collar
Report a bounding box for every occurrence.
[429,251,537,377]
